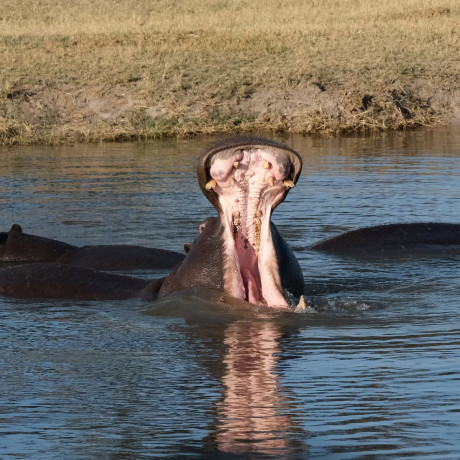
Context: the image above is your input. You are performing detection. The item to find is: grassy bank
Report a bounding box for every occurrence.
[1,0,459,144]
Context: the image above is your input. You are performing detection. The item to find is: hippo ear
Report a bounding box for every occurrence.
[184,242,192,254]
[9,224,23,233]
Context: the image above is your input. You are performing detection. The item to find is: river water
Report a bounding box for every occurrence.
[1,126,459,458]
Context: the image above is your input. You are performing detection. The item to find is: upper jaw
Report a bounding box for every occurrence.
[196,137,303,308]
[197,137,302,214]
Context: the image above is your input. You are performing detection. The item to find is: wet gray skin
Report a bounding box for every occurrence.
[311,222,460,255]
[0,224,184,270]
[0,224,176,301]
[159,216,304,305]
[160,137,304,309]
[56,245,184,270]
[0,262,163,301]
[0,224,76,262]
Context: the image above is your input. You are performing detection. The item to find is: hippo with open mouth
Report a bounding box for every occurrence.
[159,137,305,308]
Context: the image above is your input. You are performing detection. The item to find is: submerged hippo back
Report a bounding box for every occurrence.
[1,224,76,262]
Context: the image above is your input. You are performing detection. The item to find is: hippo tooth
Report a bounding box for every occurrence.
[283,179,295,189]
[252,212,262,250]
[294,295,307,313]
[205,179,217,190]
[233,161,239,169]
[262,161,270,169]
[246,181,264,242]
[267,175,274,187]
[232,211,241,227]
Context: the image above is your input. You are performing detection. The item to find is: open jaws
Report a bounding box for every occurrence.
[197,138,302,308]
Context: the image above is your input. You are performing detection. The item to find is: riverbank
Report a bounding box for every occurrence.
[1,0,459,145]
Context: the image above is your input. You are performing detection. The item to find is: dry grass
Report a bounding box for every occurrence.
[0,0,459,144]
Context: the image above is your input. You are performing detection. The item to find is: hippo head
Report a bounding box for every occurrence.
[160,137,303,308]
[197,137,302,216]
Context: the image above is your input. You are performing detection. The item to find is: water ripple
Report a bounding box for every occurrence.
[1,127,460,457]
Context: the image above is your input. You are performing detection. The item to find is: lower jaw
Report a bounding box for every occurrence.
[223,218,289,309]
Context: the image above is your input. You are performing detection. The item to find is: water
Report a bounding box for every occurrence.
[1,126,459,458]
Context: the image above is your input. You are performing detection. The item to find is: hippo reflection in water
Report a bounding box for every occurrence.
[1,136,460,307]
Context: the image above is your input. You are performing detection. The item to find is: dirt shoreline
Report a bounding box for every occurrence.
[1,79,459,145]
[2,0,458,145]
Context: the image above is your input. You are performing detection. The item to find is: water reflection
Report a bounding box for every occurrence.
[214,320,307,456]
[149,288,310,455]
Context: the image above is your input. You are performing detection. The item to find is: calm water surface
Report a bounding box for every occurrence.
[1,127,459,458]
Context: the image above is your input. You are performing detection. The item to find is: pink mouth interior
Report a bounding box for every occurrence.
[207,146,295,308]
